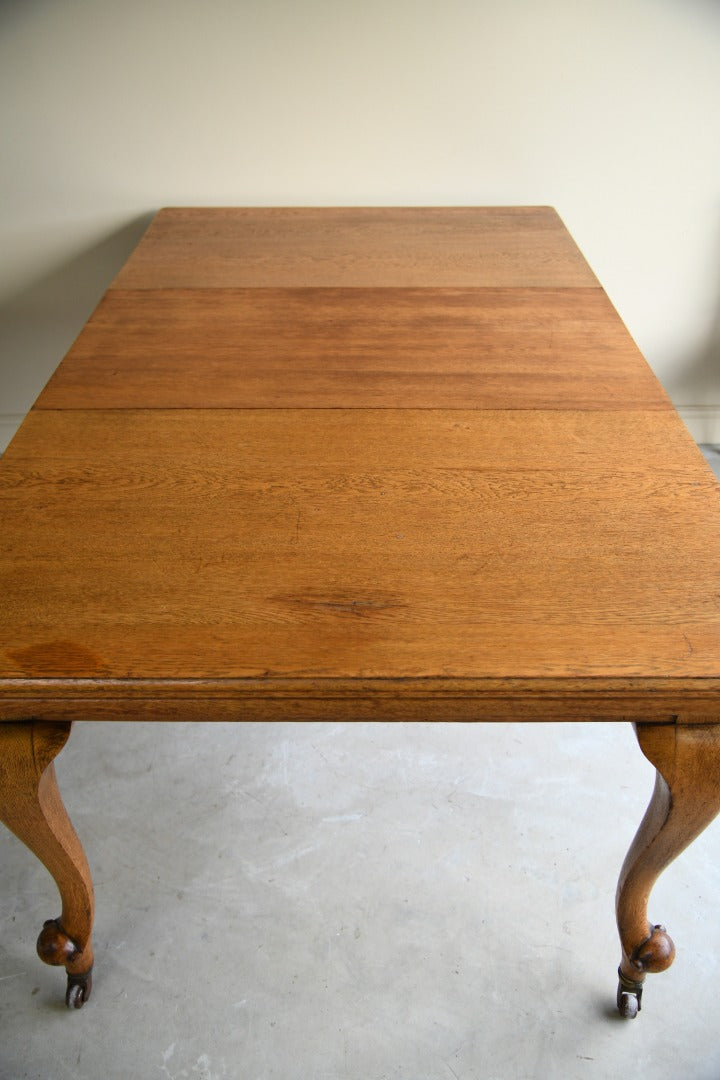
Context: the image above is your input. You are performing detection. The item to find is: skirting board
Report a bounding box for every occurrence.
[0,414,24,454]
[2,409,720,456]
[677,407,720,445]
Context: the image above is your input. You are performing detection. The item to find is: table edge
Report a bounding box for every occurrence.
[1,676,718,724]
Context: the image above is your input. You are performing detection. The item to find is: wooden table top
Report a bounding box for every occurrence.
[2,207,720,723]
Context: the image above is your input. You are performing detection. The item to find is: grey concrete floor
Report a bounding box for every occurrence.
[4,722,720,1080]
[2,448,720,1080]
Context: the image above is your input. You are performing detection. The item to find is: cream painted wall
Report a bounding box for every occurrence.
[1,0,719,450]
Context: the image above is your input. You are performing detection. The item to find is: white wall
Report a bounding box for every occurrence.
[2,0,719,450]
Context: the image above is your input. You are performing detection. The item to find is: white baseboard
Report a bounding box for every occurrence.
[0,414,24,454]
[676,406,720,445]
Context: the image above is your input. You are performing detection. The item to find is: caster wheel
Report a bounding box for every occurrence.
[617,988,640,1019]
[66,970,92,1009]
[617,966,643,1019]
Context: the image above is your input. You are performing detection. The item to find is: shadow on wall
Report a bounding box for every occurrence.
[665,252,720,414]
[0,215,154,416]
[0,0,37,28]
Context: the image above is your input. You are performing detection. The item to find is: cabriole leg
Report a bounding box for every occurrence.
[616,722,720,1017]
[0,720,94,1008]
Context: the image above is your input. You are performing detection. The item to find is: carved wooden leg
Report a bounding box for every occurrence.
[0,720,94,1008]
[616,722,720,1017]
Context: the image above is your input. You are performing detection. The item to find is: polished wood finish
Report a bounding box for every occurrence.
[38,287,669,411]
[615,724,720,1015]
[109,206,599,289]
[2,407,720,716]
[0,721,94,1006]
[2,207,720,1014]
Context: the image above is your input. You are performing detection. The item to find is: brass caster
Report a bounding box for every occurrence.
[617,967,643,1019]
[66,969,93,1009]
[36,919,92,1008]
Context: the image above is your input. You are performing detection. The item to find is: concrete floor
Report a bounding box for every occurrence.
[2,448,720,1080]
[3,722,720,1080]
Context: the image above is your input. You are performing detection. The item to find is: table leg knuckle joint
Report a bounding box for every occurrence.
[630,923,676,974]
[37,918,82,967]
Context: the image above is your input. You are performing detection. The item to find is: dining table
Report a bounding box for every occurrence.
[2,206,720,1019]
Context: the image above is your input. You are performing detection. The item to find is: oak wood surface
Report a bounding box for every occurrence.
[37,287,669,411]
[1,679,720,725]
[2,206,720,723]
[616,723,720,986]
[2,406,720,718]
[109,207,599,289]
[0,721,94,983]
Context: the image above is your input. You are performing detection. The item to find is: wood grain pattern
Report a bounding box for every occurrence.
[1,679,719,725]
[2,407,720,720]
[1,207,719,726]
[616,724,720,999]
[37,287,669,411]
[110,207,599,289]
[4,207,720,1015]
[0,721,94,998]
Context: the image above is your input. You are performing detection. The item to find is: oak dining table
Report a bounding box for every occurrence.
[2,207,720,1019]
